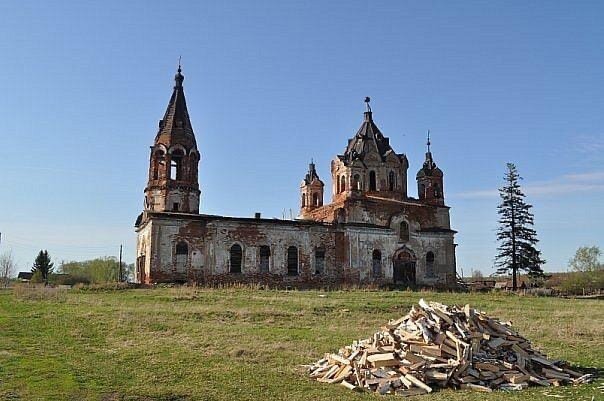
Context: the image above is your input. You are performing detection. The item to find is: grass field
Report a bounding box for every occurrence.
[0,287,602,401]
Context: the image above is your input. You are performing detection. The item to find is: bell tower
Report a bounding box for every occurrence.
[144,65,201,213]
[416,132,444,206]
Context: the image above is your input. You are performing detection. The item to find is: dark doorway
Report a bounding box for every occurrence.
[369,171,377,191]
[137,255,146,283]
[393,250,416,285]
[372,249,382,277]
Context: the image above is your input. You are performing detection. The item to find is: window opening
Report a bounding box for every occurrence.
[314,248,325,275]
[230,244,242,273]
[287,246,298,276]
[259,246,270,273]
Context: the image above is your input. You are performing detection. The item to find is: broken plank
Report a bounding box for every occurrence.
[404,374,433,393]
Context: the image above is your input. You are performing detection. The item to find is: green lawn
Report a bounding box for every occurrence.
[0,287,602,401]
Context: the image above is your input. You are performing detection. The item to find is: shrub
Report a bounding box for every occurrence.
[556,270,604,295]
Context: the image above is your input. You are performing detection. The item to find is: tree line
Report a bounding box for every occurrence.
[28,250,133,285]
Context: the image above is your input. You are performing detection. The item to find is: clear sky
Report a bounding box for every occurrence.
[0,1,602,275]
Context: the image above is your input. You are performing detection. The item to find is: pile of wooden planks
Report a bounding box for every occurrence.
[307,299,593,396]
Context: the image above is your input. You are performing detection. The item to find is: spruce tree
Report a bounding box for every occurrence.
[495,163,545,290]
[31,250,54,285]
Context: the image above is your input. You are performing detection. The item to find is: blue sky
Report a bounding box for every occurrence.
[0,1,602,274]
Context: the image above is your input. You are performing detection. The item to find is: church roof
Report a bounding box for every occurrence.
[154,66,197,150]
[340,111,399,164]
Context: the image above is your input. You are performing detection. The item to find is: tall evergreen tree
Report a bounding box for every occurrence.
[31,250,54,285]
[495,163,545,290]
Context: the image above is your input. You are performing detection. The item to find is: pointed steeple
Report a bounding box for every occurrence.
[155,64,197,150]
[304,159,322,185]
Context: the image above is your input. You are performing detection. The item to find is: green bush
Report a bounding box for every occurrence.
[556,270,604,295]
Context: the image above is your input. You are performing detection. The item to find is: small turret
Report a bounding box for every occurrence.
[300,160,324,216]
[416,131,444,206]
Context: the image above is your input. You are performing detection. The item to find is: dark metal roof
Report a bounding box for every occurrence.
[342,111,402,164]
[303,162,323,185]
[154,67,197,150]
[416,151,443,178]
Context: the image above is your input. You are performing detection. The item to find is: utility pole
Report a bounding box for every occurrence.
[118,244,123,282]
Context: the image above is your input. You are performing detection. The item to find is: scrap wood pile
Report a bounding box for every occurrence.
[307,299,593,396]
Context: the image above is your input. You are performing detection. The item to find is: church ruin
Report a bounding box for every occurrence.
[134,67,457,287]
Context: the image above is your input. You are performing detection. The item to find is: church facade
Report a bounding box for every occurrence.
[134,68,457,287]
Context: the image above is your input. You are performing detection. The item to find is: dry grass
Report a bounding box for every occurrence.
[11,285,68,302]
[0,287,602,401]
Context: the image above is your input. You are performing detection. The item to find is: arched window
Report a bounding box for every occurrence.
[259,246,270,273]
[388,171,396,191]
[399,221,409,242]
[175,242,188,273]
[153,150,164,180]
[372,249,382,277]
[352,174,361,190]
[176,242,188,255]
[434,183,441,198]
[230,244,242,273]
[426,251,435,277]
[340,175,346,192]
[301,194,306,208]
[369,171,377,191]
[314,247,325,275]
[287,246,298,276]
[336,176,340,194]
[170,149,185,180]
[419,183,426,199]
[312,192,319,206]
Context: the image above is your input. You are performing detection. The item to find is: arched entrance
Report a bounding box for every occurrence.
[393,248,416,285]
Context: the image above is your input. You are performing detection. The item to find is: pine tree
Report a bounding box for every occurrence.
[31,250,54,285]
[495,163,545,290]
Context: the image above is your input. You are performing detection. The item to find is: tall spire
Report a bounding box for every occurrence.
[144,66,201,215]
[155,64,196,149]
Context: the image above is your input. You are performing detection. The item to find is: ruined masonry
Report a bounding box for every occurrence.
[134,68,457,287]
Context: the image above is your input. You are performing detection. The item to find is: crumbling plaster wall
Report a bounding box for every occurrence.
[135,221,153,283]
[138,213,455,286]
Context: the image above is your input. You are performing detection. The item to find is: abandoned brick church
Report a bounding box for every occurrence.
[134,68,457,287]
